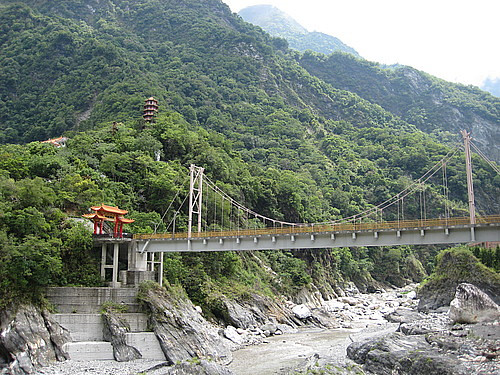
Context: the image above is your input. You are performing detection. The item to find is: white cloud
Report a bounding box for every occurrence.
[224,0,500,86]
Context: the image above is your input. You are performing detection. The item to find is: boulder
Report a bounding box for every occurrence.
[292,304,311,319]
[138,283,232,365]
[275,323,297,335]
[449,283,500,324]
[347,332,468,375]
[417,248,500,312]
[383,308,424,324]
[221,294,299,329]
[339,297,358,306]
[102,311,142,362]
[260,322,277,335]
[223,326,243,345]
[0,305,70,375]
[406,291,417,300]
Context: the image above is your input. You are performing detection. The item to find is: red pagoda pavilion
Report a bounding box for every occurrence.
[143,97,158,122]
[83,205,134,238]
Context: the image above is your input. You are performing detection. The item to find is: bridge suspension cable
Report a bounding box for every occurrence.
[148,131,498,240]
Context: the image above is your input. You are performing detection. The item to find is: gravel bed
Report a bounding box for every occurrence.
[34,359,168,375]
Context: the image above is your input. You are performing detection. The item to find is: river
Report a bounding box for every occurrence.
[228,323,399,375]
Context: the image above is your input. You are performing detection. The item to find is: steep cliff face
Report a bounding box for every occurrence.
[138,283,234,365]
[0,305,70,375]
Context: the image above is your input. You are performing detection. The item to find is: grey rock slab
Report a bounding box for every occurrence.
[139,286,232,365]
[449,283,500,324]
[347,332,469,375]
[102,311,142,362]
[0,305,70,375]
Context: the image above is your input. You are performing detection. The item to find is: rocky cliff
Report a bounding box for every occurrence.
[0,305,69,375]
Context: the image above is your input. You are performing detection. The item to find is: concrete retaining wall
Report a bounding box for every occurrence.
[53,313,149,341]
[126,332,166,360]
[46,287,141,313]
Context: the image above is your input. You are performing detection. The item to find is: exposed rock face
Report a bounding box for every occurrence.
[292,304,311,319]
[102,311,142,362]
[0,305,70,375]
[138,284,232,365]
[347,332,469,375]
[221,293,300,329]
[417,248,500,312]
[449,283,500,324]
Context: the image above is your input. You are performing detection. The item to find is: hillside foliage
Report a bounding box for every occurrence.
[0,0,498,309]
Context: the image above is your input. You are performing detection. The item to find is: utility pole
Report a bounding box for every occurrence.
[460,130,476,224]
[187,164,204,238]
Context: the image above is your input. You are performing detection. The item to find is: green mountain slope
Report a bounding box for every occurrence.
[297,52,500,162]
[0,0,498,309]
[1,0,400,145]
[238,4,359,56]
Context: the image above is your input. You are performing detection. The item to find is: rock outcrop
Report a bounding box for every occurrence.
[417,248,500,311]
[102,310,142,362]
[348,285,500,375]
[347,332,469,375]
[221,293,300,329]
[449,283,500,324]
[138,283,233,365]
[0,305,70,375]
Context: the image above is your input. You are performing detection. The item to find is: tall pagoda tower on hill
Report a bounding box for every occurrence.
[143,97,158,122]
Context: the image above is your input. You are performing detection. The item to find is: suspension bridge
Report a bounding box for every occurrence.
[131,130,499,253]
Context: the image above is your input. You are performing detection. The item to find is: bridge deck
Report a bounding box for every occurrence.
[133,216,500,252]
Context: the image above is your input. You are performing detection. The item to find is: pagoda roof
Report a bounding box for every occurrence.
[90,205,129,215]
[118,217,135,224]
[82,213,113,221]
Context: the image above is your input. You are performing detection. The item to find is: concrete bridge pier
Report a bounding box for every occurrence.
[96,237,159,287]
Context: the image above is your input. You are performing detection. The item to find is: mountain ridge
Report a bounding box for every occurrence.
[238,4,359,57]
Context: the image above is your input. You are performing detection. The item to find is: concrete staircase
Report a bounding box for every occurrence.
[47,287,165,361]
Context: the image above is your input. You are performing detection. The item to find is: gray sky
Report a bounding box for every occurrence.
[223,0,500,87]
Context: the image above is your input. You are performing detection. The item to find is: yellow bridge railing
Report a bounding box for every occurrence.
[133,215,500,240]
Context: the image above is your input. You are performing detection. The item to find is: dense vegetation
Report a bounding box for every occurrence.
[296,52,500,162]
[0,0,498,311]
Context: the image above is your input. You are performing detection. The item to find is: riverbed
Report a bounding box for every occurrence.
[228,323,399,375]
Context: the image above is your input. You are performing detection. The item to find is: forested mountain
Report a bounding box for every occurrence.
[297,52,500,163]
[237,5,500,163]
[238,4,359,56]
[0,0,499,309]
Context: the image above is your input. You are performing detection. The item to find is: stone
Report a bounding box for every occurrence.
[138,284,232,365]
[339,297,358,306]
[384,308,424,324]
[347,332,469,375]
[406,291,417,300]
[417,249,500,312]
[0,305,70,375]
[323,300,345,312]
[260,323,277,335]
[449,283,500,324]
[223,326,243,345]
[275,324,297,334]
[292,304,312,319]
[102,311,142,362]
